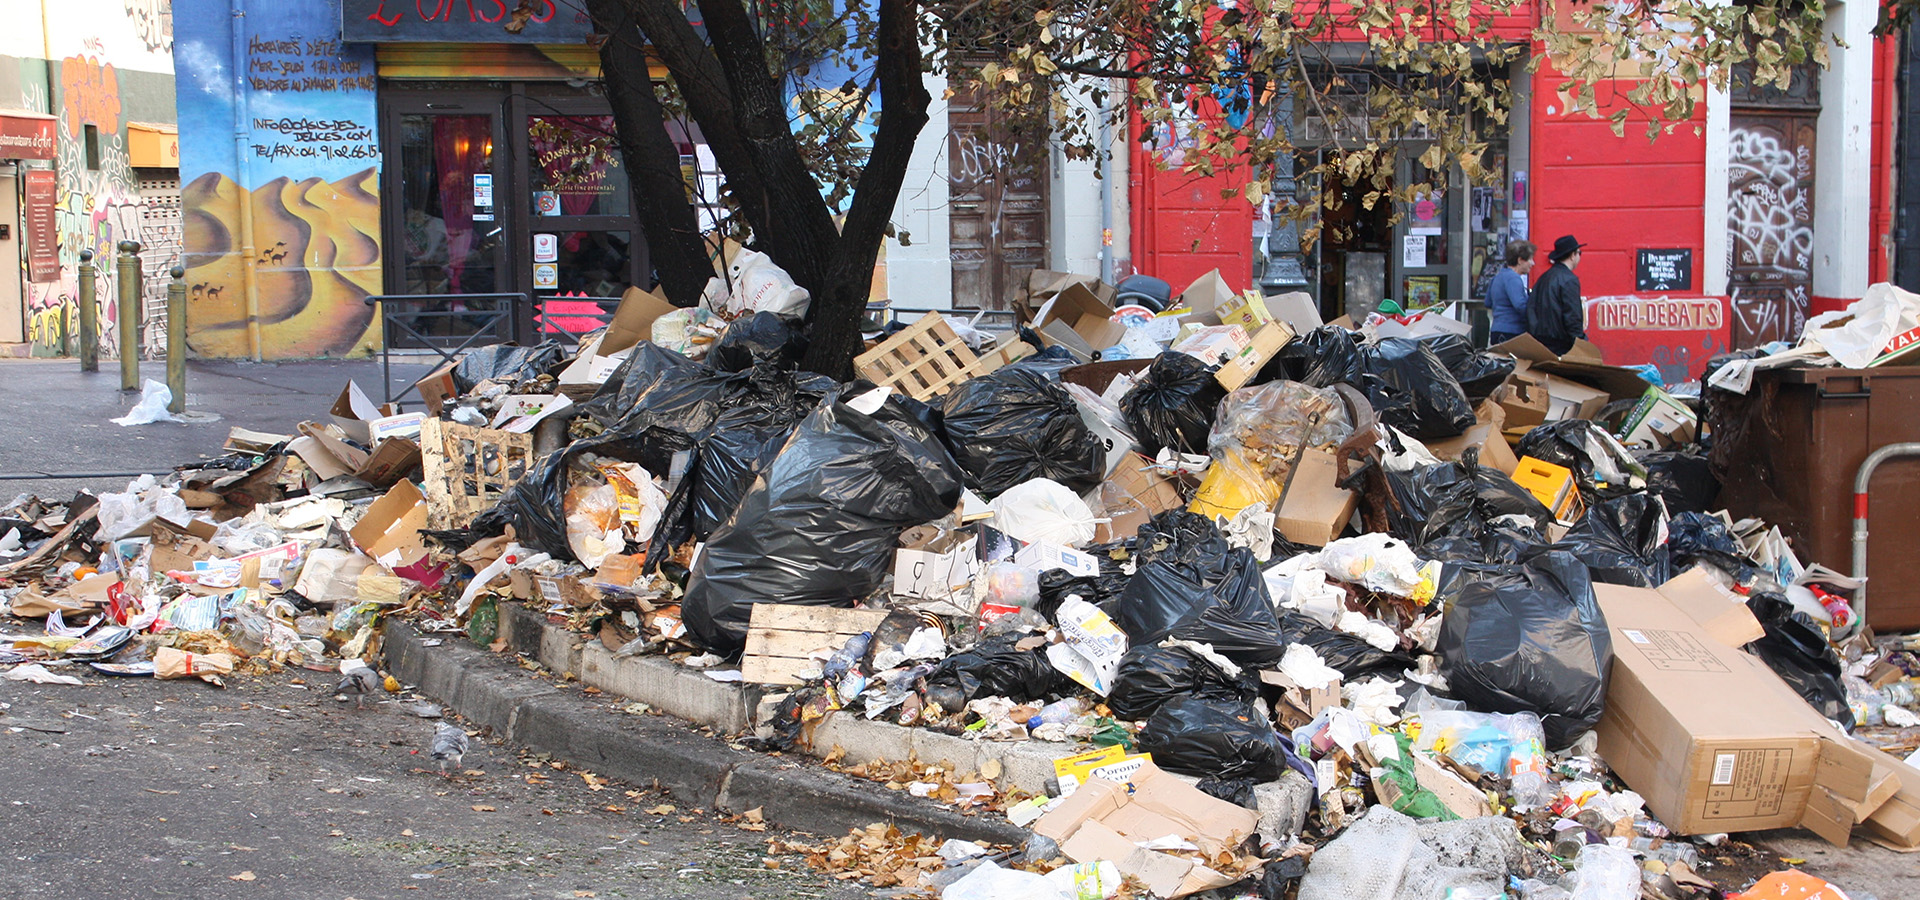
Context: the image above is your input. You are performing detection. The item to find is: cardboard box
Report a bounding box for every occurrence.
[1275,450,1357,546]
[1033,761,1259,897]
[1173,324,1252,367]
[1213,321,1296,391]
[1035,283,1126,359]
[349,481,430,570]
[1621,386,1699,448]
[1262,291,1323,333]
[1498,368,1552,429]
[1492,334,1655,401]
[1027,270,1113,311]
[558,286,679,387]
[1592,574,1838,834]
[330,380,394,443]
[1544,375,1610,421]
[413,362,460,416]
[1174,270,1237,327]
[1426,402,1521,474]
[1215,291,1272,330]
[355,438,421,488]
[892,532,981,615]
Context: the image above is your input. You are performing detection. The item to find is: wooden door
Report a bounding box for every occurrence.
[948,84,1047,310]
[1727,112,1817,348]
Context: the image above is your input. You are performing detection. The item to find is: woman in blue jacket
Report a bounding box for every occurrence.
[1487,239,1535,345]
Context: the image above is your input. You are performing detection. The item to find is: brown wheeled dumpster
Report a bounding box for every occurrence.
[1712,366,1920,631]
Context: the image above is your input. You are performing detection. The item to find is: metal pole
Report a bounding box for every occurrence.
[77,249,98,371]
[1847,442,1920,643]
[116,241,142,391]
[167,266,187,414]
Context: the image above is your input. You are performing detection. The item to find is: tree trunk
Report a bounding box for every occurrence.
[587,0,712,306]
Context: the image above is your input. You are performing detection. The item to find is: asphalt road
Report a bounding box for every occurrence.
[0,672,865,900]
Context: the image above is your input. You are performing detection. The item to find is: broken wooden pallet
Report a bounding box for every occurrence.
[854,312,986,401]
[740,604,890,685]
[419,417,536,529]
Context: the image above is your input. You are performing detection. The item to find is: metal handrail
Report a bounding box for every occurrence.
[364,292,528,403]
[868,305,1022,331]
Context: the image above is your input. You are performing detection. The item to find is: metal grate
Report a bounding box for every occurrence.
[137,176,184,360]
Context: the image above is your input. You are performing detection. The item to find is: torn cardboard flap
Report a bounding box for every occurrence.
[1276,449,1358,547]
[1033,760,1258,898]
[559,287,679,386]
[1035,284,1126,359]
[330,380,393,443]
[348,481,430,570]
[1176,270,1237,327]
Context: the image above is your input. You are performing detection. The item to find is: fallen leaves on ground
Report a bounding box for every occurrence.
[471,805,497,812]
[768,824,1013,889]
[229,871,256,882]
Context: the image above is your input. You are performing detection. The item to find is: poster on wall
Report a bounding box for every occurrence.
[1402,235,1427,268]
[1635,248,1693,292]
[175,0,383,359]
[24,169,58,284]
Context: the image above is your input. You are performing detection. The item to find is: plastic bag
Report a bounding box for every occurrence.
[943,860,1070,900]
[1106,643,1258,720]
[1435,551,1611,750]
[923,633,1067,707]
[1746,592,1850,727]
[1517,421,1645,492]
[1385,460,1555,550]
[1636,448,1719,515]
[708,311,807,372]
[702,247,811,318]
[987,479,1099,547]
[1209,381,1354,456]
[564,481,625,568]
[941,367,1108,496]
[1316,533,1431,598]
[682,388,964,652]
[1419,334,1516,404]
[113,379,188,426]
[1106,512,1282,662]
[1277,611,1416,679]
[1262,325,1364,388]
[1665,511,1756,581]
[95,476,191,540]
[1137,696,1289,781]
[1551,493,1672,587]
[1120,352,1228,456]
[1359,338,1477,439]
[453,342,565,392]
[1802,282,1920,368]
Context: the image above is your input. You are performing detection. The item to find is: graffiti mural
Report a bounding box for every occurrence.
[23,55,145,357]
[1727,114,1816,348]
[175,0,383,358]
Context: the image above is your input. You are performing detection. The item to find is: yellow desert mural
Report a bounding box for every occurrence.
[182,169,383,358]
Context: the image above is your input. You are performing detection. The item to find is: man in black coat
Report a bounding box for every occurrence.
[1527,235,1587,355]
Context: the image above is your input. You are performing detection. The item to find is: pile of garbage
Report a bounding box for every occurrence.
[5,262,1920,900]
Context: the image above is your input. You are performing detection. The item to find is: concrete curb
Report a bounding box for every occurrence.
[382,617,1026,846]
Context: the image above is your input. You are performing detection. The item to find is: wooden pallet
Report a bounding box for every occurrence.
[419,417,537,529]
[740,604,890,685]
[855,312,985,401]
[962,335,1036,379]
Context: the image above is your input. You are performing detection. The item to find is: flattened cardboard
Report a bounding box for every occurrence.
[558,286,678,385]
[1427,401,1521,474]
[1035,284,1127,359]
[1276,450,1357,547]
[348,481,430,570]
[355,438,421,488]
[1094,453,1189,543]
[1492,334,1654,400]
[1594,579,1826,834]
[1213,321,1296,391]
[1034,762,1256,898]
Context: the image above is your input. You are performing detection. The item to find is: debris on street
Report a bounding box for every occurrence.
[7,271,1920,900]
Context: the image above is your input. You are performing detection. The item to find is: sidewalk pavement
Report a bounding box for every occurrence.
[0,357,435,498]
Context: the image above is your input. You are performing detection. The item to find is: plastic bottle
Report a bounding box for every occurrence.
[1807,584,1854,630]
[1629,837,1699,869]
[1029,697,1091,729]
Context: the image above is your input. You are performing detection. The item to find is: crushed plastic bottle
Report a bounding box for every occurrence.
[1569,843,1640,900]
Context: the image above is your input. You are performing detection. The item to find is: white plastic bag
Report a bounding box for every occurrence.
[95,476,192,541]
[1802,282,1920,368]
[987,478,1099,547]
[113,379,187,426]
[701,248,811,318]
[1316,533,1429,597]
[942,860,1068,900]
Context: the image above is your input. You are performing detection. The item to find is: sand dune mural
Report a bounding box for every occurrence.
[182,168,383,358]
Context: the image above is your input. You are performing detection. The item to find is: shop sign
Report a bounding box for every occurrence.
[340,0,592,43]
[25,168,58,283]
[0,112,57,161]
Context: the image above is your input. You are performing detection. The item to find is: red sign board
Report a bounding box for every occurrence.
[0,112,57,161]
[24,168,59,284]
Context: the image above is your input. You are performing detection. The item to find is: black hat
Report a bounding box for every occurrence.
[1549,235,1585,263]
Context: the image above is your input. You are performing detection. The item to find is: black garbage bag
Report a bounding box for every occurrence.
[1196,776,1259,809]
[1121,352,1228,456]
[1277,611,1418,679]
[1419,525,1553,567]
[1385,460,1555,549]
[1436,551,1612,749]
[1262,326,1364,388]
[682,388,964,653]
[1037,567,1131,619]
[1106,643,1259,721]
[1138,696,1288,781]
[1419,334,1516,404]
[1107,513,1284,663]
[686,410,800,540]
[465,450,578,559]
[939,366,1108,496]
[924,633,1067,705]
[1666,511,1756,581]
[581,341,704,426]
[1638,448,1719,514]
[454,341,566,392]
[1359,338,1477,439]
[1746,592,1850,728]
[1516,420,1605,487]
[708,312,807,372]
[1553,493,1673,587]
[1005,344,1085,381]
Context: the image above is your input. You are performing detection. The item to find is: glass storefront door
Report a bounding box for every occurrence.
[380,91,511,344]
